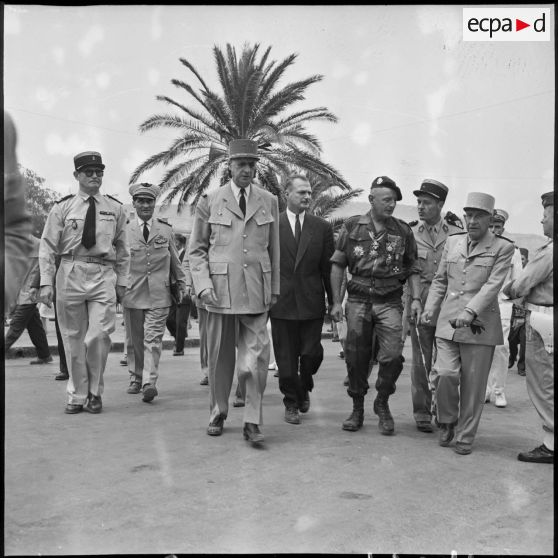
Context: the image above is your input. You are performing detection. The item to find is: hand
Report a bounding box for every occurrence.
[116,285,127,303]
[199,288,218,306]
[453,309,474,329]
[270,294,279,307]
[330,302,343,322]
[420,310,433,325]
[28,287,39,303]
[37,286,54,307]
[410,299,422,324]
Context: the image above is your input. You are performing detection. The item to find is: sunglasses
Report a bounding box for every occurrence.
[81,169,104,177]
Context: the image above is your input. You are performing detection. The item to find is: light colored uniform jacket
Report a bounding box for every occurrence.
[123,218,186,309]
[408,217,462,323]
[188,182,280,314]
[424,230,515,344]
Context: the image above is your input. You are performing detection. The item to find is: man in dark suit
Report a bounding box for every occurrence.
[270,174,334,425]
[166,233,192,356]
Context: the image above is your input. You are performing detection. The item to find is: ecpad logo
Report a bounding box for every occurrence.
[463,8,551,41]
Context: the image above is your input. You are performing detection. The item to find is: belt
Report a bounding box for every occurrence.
[525,302,553,315]
[62,254,113,266]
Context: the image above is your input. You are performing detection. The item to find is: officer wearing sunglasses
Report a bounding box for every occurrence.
[38,151,130,415]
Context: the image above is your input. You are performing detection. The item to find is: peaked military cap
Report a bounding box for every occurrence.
[541,191,553,207]
[492,209,509,223]
[463,192,495,215]
[413,179,448,202]
[370,175,402,201]
[228,139,259,160]
[129,182,160,200]
[74,151,104,171]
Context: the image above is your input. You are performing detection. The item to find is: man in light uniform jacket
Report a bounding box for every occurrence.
[503,191,554,464]
[123,183,187,403]
[407,179,463,433]
[38,151,129,414]
[421,192,515,455]
[188,139,280,446]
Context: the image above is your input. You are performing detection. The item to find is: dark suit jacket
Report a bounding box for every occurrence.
[270,212,334,320]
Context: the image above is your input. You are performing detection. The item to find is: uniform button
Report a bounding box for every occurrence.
[459,291,464,294]
[147,271,151,275]
[243,234,247,238]
[243,249,248,253]
[462,281,465,284]
[147,253,150,256]
[243,264,247,268]
[434,260,437,264]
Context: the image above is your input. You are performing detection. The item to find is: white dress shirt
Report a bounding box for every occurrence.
[286,208,305,237]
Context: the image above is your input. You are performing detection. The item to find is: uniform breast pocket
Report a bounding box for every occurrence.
[208,215,233,245]
[99,217,116,237]
[64,215,84,236]
[254,213,274,246]
[472,259,494,282]
[209,262,231,308]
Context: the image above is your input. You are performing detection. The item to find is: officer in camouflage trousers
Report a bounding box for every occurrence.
[331,176,422,436]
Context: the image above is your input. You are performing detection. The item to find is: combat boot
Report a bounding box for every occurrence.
[342,396,364,431]
[373,395,394,435]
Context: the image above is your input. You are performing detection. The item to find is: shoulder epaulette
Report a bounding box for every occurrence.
[408,220,419,227]
[157,218,172,226]
[496,234,514,243]
[105,194,122,205]
[56,194,74,204]
[202,193,208,198]
[449,231,467,236]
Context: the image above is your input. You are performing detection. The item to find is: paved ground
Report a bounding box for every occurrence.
[3,325,554,555]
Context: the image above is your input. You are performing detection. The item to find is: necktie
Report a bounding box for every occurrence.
[239,188,246,217]
[295,214,301,245]
[81,196,96,249]
[429,226,437,244]
[143,221,149,242]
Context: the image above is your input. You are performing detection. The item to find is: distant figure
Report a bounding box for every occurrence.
[507,247,528,376]
[166,233,192,356]
[4,235,52,365]
[484,209,523,408]
[3,111,33,311]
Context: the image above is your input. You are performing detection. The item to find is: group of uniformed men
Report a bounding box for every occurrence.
[36,140,553,464]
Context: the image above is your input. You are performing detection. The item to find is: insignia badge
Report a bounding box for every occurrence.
[353,246,364,258]
[370,250,378,258]
[377,177,383,184]
[392,266,400,273]
[386,244,393,252]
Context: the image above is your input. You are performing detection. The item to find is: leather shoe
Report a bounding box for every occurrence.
[517,444,554,464]
[173,350,184,356]
[517,368,526,377]
[299,393,310,414]
[243,423,264,445]
[454,443,472,455]
[232,398,245,408]
[84,394,102,413]
[373,397,394,435]
[438,423,455,447]
[200,375,209,386]
[64,403,83,414]
[284,407,301,425]
[127,381,141,394]
[142,384,158,402]
[343,375,349,386]
[416,420,433,433]
[207,416,225,436]
[55,371,69,381]
[30,356,53,365]
[119,356,128,366]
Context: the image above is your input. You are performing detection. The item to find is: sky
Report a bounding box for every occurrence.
[3,4,555,235]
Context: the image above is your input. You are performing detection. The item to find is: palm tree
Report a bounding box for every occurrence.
[130,43,352,210]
